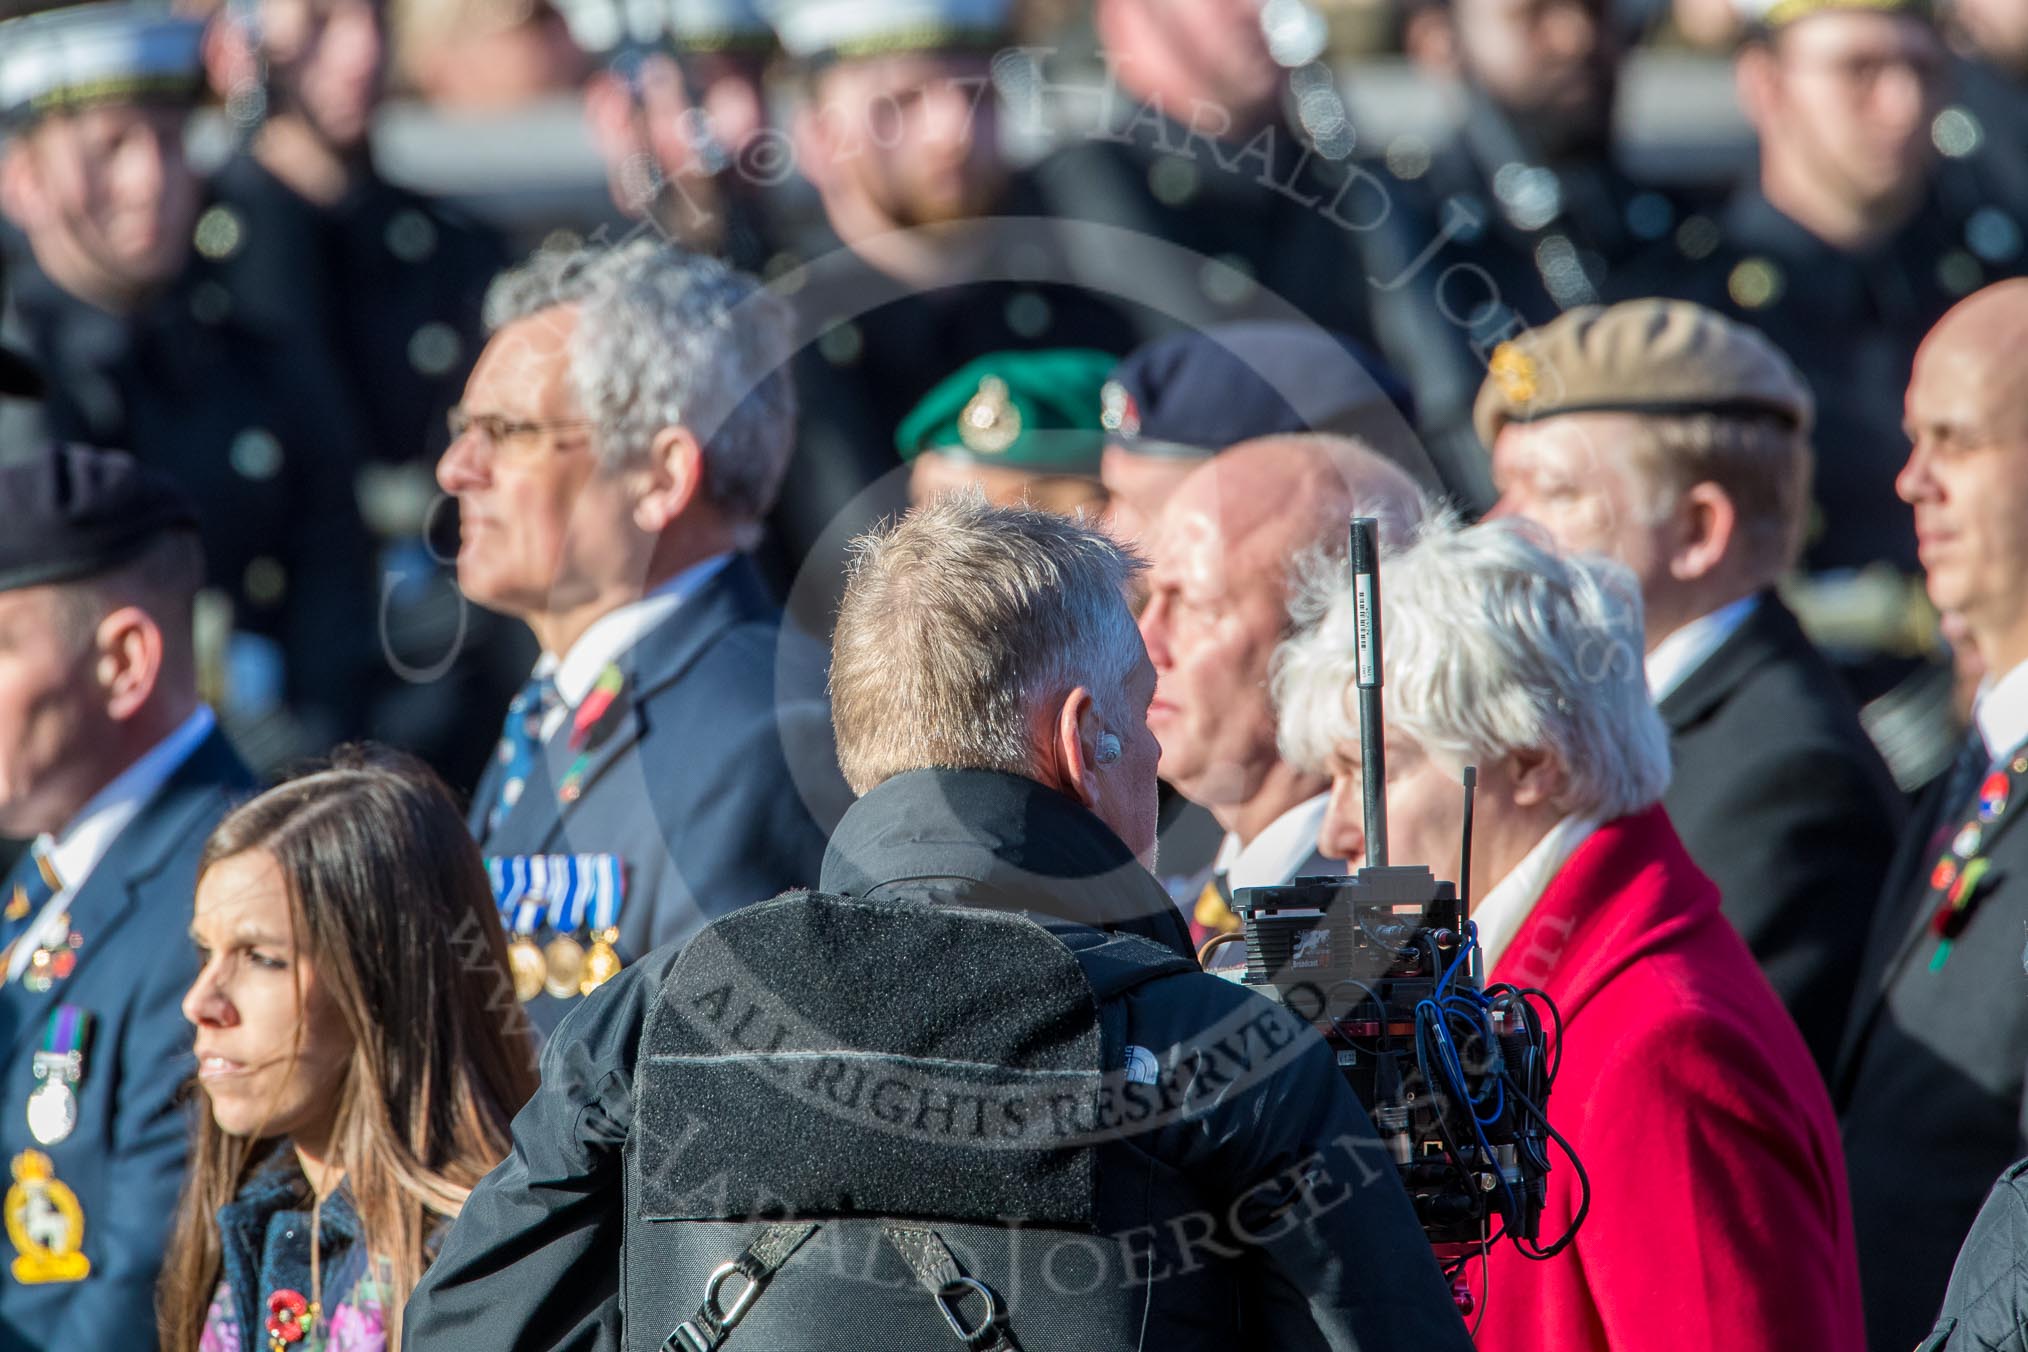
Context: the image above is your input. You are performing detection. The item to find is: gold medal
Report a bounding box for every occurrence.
[508,936,545,1003]
[580,928,623,995]
[544,932,586,999]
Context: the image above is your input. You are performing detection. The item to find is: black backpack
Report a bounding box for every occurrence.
[620,889,1224,1351]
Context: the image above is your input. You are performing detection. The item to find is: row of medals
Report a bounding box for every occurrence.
[509,926,622,1002]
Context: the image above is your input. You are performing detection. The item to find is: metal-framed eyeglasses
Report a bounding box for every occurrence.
[446,407,596,456]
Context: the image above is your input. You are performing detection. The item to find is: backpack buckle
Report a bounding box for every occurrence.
[935,1276,1003,1346]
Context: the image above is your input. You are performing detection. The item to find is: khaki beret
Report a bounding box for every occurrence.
[1473,299,1814,451]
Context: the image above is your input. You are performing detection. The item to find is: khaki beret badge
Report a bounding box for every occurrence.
[960,376,1022,455]
[1489,342,1540,407]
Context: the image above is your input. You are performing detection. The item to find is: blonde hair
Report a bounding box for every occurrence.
[830,492,1145,795]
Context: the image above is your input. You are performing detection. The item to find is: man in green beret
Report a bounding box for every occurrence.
[897,349,1113,517]
[1481,297,1905,1076]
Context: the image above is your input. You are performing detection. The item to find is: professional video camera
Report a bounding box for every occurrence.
[1203,518,1587,1316]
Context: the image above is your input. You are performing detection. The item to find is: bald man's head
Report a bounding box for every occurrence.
[1901,279,2028,671]
[1139,434,1426,812]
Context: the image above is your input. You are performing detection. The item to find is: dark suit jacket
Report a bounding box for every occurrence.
[470,558,851,1035]
[0,727,253,1351]
[1658,594,1905,1076]
[1837,741,2028,1352]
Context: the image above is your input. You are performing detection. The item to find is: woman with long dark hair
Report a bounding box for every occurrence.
[158,748,537,1352]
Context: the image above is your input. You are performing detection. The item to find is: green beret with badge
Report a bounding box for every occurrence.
[896,348,1116,474]
[1473,298,1815,450]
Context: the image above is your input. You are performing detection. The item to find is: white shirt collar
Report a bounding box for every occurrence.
[1645,593,1761,702]
[1213,793,1335,890]
[535,554,732,729]
[1470,814,1599,974]
[1975,658,2028,762]
[40,705,215,898]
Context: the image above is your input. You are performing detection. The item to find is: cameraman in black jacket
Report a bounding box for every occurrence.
[403,493,1472,1351]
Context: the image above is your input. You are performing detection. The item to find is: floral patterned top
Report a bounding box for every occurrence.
[199,1154,392,1352]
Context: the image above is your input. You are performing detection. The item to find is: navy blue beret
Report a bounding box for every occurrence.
[0,443,199,592]
[1101,323,1418,462]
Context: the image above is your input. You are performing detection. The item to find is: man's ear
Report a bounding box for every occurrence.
[1047,685,1105,811]
[1506,745,1566,809]
[1667,480,1739,584]
[632,425,706,532]
[0,139,49,232]
[1734,42,1779,135]
[94,606,164,723]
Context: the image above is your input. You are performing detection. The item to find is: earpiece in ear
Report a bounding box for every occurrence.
[1095,732,1123,765]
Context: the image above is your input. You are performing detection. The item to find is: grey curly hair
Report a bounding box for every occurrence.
[483,238,798,522]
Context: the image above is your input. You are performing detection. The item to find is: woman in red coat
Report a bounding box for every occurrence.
[1273,516,1863,1351]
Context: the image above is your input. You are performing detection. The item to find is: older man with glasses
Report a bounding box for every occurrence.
[439,238,850,1037]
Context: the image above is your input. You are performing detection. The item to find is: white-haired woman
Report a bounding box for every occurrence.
[1273,517,1862,1352]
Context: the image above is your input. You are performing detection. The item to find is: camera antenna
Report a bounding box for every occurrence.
[1459,766,1477,927]
[1351,517,1388,868]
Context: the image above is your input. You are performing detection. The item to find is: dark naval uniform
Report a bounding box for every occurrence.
[200,153,506,467]
[1390,95,1713,497]
[1619,185,2015,581]
[760,179,1149,615]
[467,556,848,1036]
[1401,95,1706,325]
[1033,102,1398,341]
[1938,52,2028,256]
[1034,96,1498,513]
[0,233,377,764]
[195,152,539,794]
[1838,731,2028,1351]
[408,768,1477,1352]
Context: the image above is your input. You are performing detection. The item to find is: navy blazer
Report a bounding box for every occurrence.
[1838,748,2028,1352]
[0,728,253,1351]
[1657,593,1905,1077]
[470,558,850,1034]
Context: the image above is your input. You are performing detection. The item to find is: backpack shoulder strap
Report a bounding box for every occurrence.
[1062,929,1199,1074]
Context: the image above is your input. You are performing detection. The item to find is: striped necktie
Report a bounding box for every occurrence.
[487,674,559,837]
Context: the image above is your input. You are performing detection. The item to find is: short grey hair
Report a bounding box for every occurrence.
[1273,516,1669,821]
[483,238,797,522]
[830,492,1147,796]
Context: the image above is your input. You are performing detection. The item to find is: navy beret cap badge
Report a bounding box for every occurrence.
[1099,379,1140,438]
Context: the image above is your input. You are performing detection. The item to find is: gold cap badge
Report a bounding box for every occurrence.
[1489,342,1540,406]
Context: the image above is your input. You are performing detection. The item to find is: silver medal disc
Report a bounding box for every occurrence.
[26,1079,76,1146]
